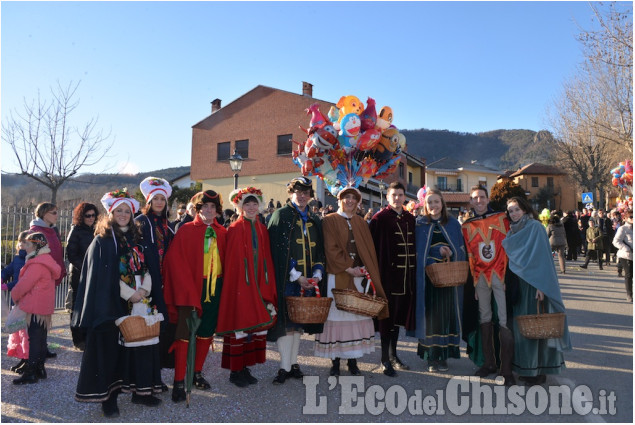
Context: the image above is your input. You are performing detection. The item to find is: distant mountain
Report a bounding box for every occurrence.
[1,166,190,189]
[401,128,556,171]
[1,166,190,207]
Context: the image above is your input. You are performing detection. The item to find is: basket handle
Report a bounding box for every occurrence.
[536,299,545,315]
[300,278,321,298]
[360,268,377,297]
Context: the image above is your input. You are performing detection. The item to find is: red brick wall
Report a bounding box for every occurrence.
[191,86,334,180]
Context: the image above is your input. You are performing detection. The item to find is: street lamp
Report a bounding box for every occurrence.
[378,180,386,208]
[229,149,244,190]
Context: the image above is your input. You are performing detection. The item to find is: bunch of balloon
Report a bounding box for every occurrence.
[610,160,633,195]
[291,95,406,196]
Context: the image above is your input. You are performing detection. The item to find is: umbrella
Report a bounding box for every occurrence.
[185,308,202,407]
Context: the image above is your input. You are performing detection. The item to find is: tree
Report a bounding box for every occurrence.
[548,2,632,208]
[171,183,202,207]
[576,2,633,154]
[2,81,113,204]
[489,180,527,212]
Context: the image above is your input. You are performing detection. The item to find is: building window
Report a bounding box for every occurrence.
[479,179,487,188]
[547,177,554,187]
[437,176,447,190]
[217,141,230,161]
[235,139,249,159]
[457,178,463,192]
[531,177,539,187]
[408,171,413,185]
[277,134,293,155]
[399,163,404,178]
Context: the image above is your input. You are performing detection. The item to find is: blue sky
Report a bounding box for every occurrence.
[1,1,608,175]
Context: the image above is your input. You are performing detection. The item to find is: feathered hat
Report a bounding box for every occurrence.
[139,177,172,204]
[100,188,140,214]
[229,187,265,212]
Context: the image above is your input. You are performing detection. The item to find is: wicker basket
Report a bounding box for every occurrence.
[425,259,469,288]
[332,285,387,318]
[286,295,332,324]
[118,315,160,343]
[515,300,565,339]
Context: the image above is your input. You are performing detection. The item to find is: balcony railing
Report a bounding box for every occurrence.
[434,183,464,192]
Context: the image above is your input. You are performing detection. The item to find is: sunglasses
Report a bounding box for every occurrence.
[84,213,96,218]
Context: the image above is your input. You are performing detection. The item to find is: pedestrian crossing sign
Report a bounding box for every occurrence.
[581,192,593,204]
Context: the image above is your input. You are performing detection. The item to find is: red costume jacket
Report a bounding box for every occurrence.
[216,216,277,335]
[162,215,227,322]
[461,212,509,286]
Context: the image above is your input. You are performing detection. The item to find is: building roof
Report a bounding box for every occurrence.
[192,84,334,130]
[509,163,565,177]
[442,193,471,204]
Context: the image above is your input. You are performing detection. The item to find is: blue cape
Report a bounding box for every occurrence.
[407,215,466,339]
[502,218,572,351]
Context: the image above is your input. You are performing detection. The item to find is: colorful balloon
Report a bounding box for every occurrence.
[336,95,364,123]
[359,97,377,131]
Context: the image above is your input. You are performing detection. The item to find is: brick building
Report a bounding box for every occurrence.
[190,82,425,210]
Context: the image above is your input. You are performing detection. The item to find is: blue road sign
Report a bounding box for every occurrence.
[581,192,594,204]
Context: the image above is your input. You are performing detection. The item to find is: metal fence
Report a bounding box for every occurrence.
[1,206,74,311]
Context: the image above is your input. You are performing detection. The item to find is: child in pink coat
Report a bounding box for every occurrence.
[10,232,61,385]
[2,231,30,373]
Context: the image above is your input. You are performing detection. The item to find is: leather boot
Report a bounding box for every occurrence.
[330,358,340,376]
[474,322,497,377]
[10,359,26,373]
[499,326,516,386]
[13,362,38,385]
[35,361,47,379]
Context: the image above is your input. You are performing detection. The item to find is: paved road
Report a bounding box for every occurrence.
[1,258,632,423]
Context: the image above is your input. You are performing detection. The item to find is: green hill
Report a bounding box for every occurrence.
[401,128,556,170]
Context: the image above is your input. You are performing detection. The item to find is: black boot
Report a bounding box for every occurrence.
[10,359,26,373]
[171,380,186,403]
[101,391,119,418]
[35,361,47,380]
[499,327,516,386]
[330,358,340,376]
[474,322,498,377]
[347,359,361,376]
[12,362,38,385]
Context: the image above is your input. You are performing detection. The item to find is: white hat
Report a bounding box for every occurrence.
[229,187,265,213]
[101,188,140,214]
[140,177,172,204]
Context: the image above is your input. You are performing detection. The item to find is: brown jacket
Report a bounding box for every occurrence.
[322,212,389,320]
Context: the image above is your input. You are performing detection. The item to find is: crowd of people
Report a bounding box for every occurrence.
[1,177,632,418]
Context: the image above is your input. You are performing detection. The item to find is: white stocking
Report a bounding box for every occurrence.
[276,335,293,372]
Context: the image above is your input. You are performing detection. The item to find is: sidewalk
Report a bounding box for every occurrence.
[1,258,632,423]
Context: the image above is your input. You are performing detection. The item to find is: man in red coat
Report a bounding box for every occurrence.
[163,190,227,403]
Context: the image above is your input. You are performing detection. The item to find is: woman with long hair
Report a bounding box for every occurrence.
[409,189,466,373]
[502,196,571,386]
[66,202,99,350]
[73,189,164,417]
[135,177,172,386]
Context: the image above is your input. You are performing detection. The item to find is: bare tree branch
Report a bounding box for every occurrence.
[1,81,114,203]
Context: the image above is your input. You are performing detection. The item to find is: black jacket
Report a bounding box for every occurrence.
[65,224,95,290]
